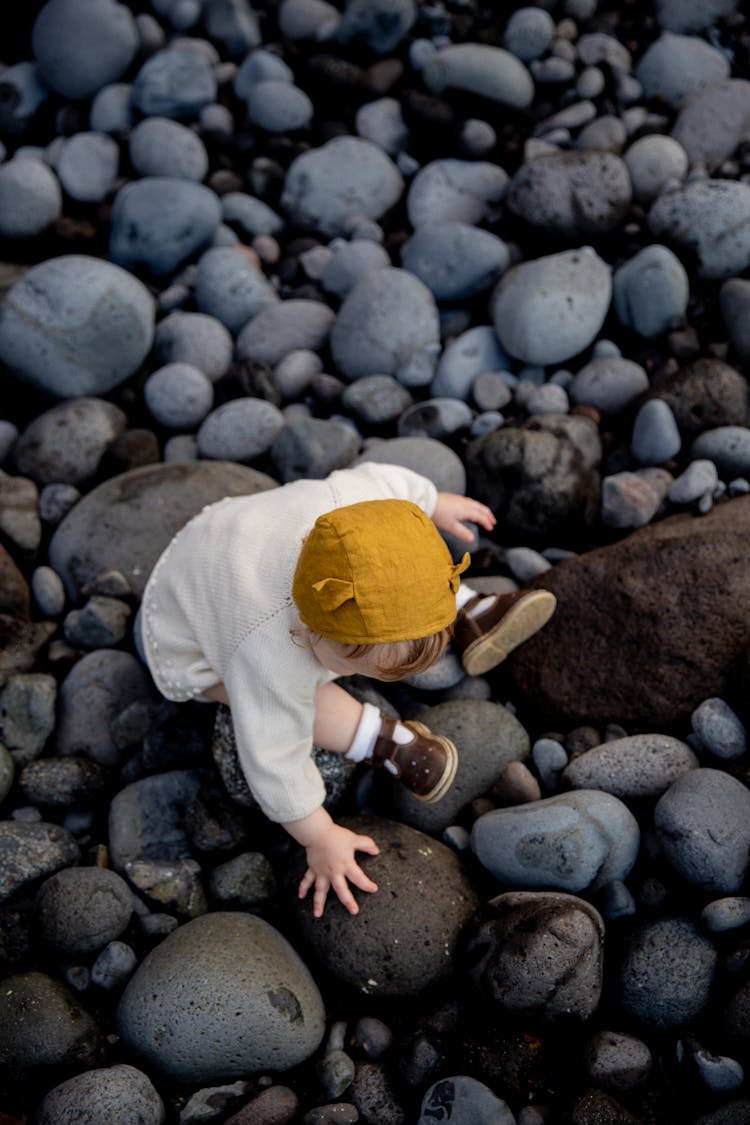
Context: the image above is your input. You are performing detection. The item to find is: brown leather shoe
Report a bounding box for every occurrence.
[370,717,458,803]
[454,588,557,676]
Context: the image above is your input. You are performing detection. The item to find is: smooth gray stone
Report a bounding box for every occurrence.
[690,426,750,477]
[570,356,649,414]
[471,789,640,892]
[423,42,534,108]
[129,116,208,181]
[600,470,666,529]
[245,79,313,132]
[507,151,632,237]
[19,755,105,809]
[56,650,154,766]
[144,363,214,430]
[0,256,153,398]
[0,972,102,1083]
[35,866,133,956]
[577,114,628,152]
[56,131,119,202]
[406,158,508,228]
[202,0,261,58]
[467,891,605,1023]
[631,399,681,464]
[0,821,80,902]
[691,697,746,759]
[432,325,512,401]
[0,61,49,134]
[356,96,410,155]
[584,1030,652,1093]
[526,383,569,415]
[577,29,632,70]
[649,178,750,280]
[401,221,509,300]
[234,48,294,97]
[702,897,750,933]
[32,0,139,100]
[354,436,466,494]
[341,374,412,426]
[504,5,555,60]
[418,1075,515,1125]
[562,734,698,798]
[237,299,335,366]
[671,79,750,169]
[392,699,530,832]
[278,0,340,39]
[624,135,689,204]
[397,397,473,440]
[321,238,390,299]
[532,736,567,790]
[655,0,738,32]
[0,673,57,766]
[37,1064,165,1125]
[330,267,440,379]
[613,243,689,338]
[117,913,325,1082]
[131,46,217,119]
[282,136,403,237]
[13,397,127,486]
[720,277,750,363]
[49,461,275,598]
[89,82,134,133]
[108,769,204,872]
[154,311,233,381]
[194,246,278,334]
[655,768,750,892]
[491,247,612,366]
[0,158,62,238]
[195,397,283,461]
[669,460,719,504]
[220,191,284,236]
[271,416,360,483]
[110,177,221,276]
[636,32,729,106]
[336,0,416,53]
[619,917,717,1029]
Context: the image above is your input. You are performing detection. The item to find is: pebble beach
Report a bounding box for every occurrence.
[2,0,750,1122]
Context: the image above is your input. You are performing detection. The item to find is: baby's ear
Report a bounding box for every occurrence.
[312,577,356,611]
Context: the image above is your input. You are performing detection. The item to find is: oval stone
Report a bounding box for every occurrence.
[0,255,154,399]
[117,912,326,1083]
[562,734,699,798]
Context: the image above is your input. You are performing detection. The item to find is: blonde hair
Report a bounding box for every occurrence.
[291,623,454,681]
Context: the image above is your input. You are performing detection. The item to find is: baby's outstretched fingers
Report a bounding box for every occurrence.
[354,833,380,857]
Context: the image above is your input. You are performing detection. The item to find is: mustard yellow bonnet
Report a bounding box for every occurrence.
[292,499,470,644]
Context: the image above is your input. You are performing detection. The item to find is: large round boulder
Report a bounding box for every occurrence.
[117,912,326,1084]
[286,816,480,997]
[48,461,276,599]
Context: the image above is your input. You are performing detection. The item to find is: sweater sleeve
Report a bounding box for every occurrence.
[328,461,439,516]
[222,641,327,824]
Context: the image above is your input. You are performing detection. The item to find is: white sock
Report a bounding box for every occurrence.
[345,702,383,762]
[456,583,496,617]
[467,595,496,617]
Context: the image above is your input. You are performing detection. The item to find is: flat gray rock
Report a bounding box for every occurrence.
[401,221,509,301]
[195,247,279,335]
[471,789,640,893]
[281,136,403,236]
[236,299,334,366]
[354,436,466,494]
[131,46,217,119]
[422,43,534,109]
[109,177,222,277]
[613,244,690,338]
[48,460,276,599]
[562,734,699,798]
[0,255,154,399]
[635,32,729,106]
[648,178,750,280]
[406,158,508,229]
[671,80,750,170]
[117,912,326,1083]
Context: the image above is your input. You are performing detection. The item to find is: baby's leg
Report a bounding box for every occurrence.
[313,682,364,752]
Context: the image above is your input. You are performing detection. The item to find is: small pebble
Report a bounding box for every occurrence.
[691,697,747,759]
[701,897,750,934]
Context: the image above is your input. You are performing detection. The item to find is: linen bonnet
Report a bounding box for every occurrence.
[292,499,470,644]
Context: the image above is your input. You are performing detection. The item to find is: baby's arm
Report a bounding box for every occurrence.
[432,492,496,542]
[284,807,380,918]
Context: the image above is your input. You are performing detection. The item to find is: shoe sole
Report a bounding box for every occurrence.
[405,721,458,803]
[462,590,557,677]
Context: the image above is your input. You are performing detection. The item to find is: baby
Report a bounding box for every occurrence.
[138,461,555,917]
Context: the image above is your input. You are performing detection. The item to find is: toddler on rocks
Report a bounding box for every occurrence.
[137,461,555,916]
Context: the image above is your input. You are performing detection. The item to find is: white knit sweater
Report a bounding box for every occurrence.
[140,461,438,823]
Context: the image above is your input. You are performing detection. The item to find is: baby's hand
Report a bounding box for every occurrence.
[432,492,496,542]
[298,821,380,918]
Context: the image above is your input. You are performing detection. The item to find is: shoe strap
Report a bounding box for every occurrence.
[371,715,401,767]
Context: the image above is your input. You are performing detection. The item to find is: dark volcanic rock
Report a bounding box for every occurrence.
[650,357,750,437]
[507,496,750,727]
